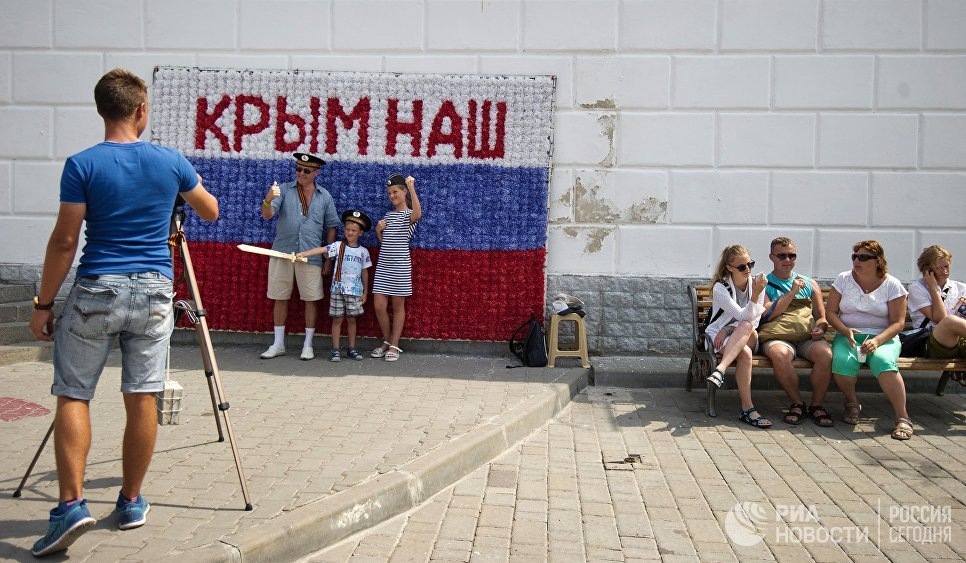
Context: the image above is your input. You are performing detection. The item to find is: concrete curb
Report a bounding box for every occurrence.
[190,368,589,562]
[0,343,53,367]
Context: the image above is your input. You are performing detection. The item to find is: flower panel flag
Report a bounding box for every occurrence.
[152,67,556,341]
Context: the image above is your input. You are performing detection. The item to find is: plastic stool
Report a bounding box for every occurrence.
[547,312,590,368]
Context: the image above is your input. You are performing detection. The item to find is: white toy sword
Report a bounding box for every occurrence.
[237,244,306,262]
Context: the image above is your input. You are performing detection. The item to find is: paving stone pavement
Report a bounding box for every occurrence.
[305,386,966,562]
[0,344,585,561]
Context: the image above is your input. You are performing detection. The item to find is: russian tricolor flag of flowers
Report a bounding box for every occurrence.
[152,67,555,341]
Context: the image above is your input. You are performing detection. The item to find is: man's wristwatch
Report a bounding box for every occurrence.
[33,296,54,311]
[261,200,272,208]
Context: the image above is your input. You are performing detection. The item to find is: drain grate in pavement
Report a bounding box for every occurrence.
[0,397,51,422]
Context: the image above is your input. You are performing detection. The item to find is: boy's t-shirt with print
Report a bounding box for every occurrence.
[326,242,372,297]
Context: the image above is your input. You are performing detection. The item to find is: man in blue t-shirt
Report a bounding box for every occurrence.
[761,237,834,428]
[28,68,218,557]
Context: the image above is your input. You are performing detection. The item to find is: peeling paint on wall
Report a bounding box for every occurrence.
[563,227,578,238]
[580,98,616,110]
[584,227,613,254]
[597,114,616,168]
[574,173,620,223]
[627,197,668,224]
[549,185,573,224]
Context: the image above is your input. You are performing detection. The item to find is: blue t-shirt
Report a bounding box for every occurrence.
[765,271,814,301]
[61,141,199,279]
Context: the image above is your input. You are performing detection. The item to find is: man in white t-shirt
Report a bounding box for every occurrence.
[907,245,966,360]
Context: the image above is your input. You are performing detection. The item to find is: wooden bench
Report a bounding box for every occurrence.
[687,283,966,417]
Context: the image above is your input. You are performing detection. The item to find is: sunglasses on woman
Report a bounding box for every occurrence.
[852,253,877,262]
[730,260,756,272]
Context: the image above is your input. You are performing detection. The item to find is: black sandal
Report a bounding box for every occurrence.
[739,407,772,429]
[808,405,834,427]
[784,402,806,425]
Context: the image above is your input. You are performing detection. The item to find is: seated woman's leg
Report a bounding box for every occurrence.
[931,316,966,354]
[868,337,909,422]
[831,333,862,424]
[715,321,755,372]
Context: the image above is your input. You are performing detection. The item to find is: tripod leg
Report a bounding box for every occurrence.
[193,328,225,441]
[14,420,55,498]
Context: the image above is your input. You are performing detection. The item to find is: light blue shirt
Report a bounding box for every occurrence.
[269,181,339,267]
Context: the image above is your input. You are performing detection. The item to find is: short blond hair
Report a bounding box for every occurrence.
[94,68,147,121]
[917,245,952,274]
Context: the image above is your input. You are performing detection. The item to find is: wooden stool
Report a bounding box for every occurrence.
[547,312,590,368]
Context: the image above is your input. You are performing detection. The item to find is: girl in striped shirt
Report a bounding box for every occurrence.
[370,174,422,362]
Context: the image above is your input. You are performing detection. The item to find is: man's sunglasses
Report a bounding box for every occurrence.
[730,260,756,272]
[773,253,797,261]
[295,166,317,174]
[852,253,877,262]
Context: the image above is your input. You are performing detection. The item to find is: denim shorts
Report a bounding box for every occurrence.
[52,272,174,400]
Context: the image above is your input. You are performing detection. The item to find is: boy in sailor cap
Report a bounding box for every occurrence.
[298,209,373,361]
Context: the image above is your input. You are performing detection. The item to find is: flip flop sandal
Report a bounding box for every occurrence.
[384,345,402,362]
[843,402,862,425]
[371,341,391,358]
[784,402,806,425]
[739,407,772,429]
[808,405,834,427]
[891,417,913,440]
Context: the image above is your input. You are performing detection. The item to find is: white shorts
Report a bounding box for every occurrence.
[267,259,323,301]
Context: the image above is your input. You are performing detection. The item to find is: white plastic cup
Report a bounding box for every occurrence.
[857,349,867,363]
[856,335,868,363]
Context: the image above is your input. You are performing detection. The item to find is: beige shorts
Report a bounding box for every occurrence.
[760,338,826,360]
[267,258,323,301]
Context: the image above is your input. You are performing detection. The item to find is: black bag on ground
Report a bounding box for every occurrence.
[509,315,548,367]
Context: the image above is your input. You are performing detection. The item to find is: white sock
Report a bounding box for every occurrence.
[304,328,315,348]
[273,326,285,348]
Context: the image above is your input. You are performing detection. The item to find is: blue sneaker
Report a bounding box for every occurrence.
[31,499,96,557]
[115,493,150,530]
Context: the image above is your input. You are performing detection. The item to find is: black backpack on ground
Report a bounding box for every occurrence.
[509,315,548,367]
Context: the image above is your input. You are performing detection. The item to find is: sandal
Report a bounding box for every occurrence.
[891,417,913,440]
[384,345,402,362]
[843,402,862,425]
[706,369,724,389]
[739,407,772,429]
[783,402,806,425]
[808,405,834,427]
[371,341,391,358]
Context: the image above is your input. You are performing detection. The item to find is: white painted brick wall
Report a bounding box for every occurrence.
[13,162,61,214]
[333,1,423,50]
[54,0,142,49]
[919,231,966,275]
[0,1,964,282]
[13,54,103,104]
[620,0,716,51]
[926,0,966,50]
[616,226,712,276]
[54,108,103,159]
[718,114,815,167]
[574,56,669,109]
[922,114,966,168]
[878,56,966,109]
[427,0,519,51]
[146,0,236,50]
[872,173,966,228]
[673,56,770,108]
[772,56,874,109]
[0,0,52,48]
[770,172,867,226]
[239,0,330,51]
[0,108,52,159]
[670,171,769,225]
[720,0,818,51]
[619,113,714,166]
[818,114,919,168]
[822,0,920,51]
[523,1,617,51]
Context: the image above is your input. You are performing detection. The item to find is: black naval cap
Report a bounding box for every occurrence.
[386,173,406,188]
[293,152,325,167]
[341,209,372,232]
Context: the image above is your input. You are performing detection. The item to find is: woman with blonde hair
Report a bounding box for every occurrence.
[705,244,771,428]
[906,245,966,361]
[825,240,912,439]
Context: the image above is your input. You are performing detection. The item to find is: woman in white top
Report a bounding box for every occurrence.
[825,240,911,440]
[705,245,770,428]
[907,245,966,360]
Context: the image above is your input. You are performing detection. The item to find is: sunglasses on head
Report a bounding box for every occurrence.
[730,260,756,272]
[773,253,797,261]
[852,253,877,262]
[295,165,317,174]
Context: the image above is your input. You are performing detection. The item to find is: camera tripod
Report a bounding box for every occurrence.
[14,205,253,511]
